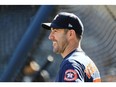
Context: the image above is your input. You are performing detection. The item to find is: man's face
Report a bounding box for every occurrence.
[48,28,69,54]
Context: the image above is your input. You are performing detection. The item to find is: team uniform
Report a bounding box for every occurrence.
[55,48,101,82]
[41,12,101,82]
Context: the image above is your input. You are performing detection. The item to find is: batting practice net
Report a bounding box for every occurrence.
[0,5,116,82]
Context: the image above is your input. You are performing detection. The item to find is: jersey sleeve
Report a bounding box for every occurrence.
[59,60,85,82]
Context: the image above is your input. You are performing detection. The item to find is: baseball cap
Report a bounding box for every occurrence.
[41,12,84,36]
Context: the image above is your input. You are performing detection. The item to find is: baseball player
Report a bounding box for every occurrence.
[41,12,101,82]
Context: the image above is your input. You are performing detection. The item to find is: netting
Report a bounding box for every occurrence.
[0,5,116,82]
[57,5,116,81]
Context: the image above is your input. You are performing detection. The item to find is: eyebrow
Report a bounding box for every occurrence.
[51,28,55,30]
[51,28,59,31]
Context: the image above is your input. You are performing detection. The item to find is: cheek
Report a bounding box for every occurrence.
[59,35,69,46]
[56,33,69,46]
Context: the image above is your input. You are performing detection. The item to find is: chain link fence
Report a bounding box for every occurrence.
[57,5,116,82]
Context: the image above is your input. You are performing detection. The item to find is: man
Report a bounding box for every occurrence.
[41,12,101,82]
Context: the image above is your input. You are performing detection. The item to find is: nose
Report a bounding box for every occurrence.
[48,32,54,40]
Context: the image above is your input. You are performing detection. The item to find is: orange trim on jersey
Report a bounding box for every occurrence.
[93,78,101,82]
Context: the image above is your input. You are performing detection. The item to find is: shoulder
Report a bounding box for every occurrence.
[61,51,87,69]
[61,56,85,75]
[59,56,85,82]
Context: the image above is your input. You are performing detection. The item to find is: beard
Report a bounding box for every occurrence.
[52,37,69,54]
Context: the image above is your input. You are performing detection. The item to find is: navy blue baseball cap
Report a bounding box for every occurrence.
[42,12,84,36]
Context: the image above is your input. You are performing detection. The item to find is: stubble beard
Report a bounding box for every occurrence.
[53,38,68,54]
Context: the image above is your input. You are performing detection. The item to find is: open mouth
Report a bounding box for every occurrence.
[53,41,57,47]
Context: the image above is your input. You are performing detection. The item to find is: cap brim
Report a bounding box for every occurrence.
[41,23,51,30]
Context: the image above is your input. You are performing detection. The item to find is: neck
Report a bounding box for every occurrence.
[61,41,81,58]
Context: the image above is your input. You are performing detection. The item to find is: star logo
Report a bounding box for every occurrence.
[66,72,74,79]
[64,69,78,81]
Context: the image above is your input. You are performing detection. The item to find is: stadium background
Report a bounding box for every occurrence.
[0,5,116,82]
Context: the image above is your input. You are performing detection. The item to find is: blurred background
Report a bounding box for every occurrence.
[0,5,116,82]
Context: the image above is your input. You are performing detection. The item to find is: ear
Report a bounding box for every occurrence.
[67,30,75,39]
[70,30,75,36]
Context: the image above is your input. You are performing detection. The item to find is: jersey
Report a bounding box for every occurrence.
[55,48,101,82]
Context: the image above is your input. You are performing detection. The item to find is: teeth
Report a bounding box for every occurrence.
[53,42,56,46]
[53,42,56,44]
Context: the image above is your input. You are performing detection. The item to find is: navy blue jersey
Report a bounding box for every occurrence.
[55,49,101,82]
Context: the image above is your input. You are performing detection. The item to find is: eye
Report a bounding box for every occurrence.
[54,30,57,32]
[53,29,58,32]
